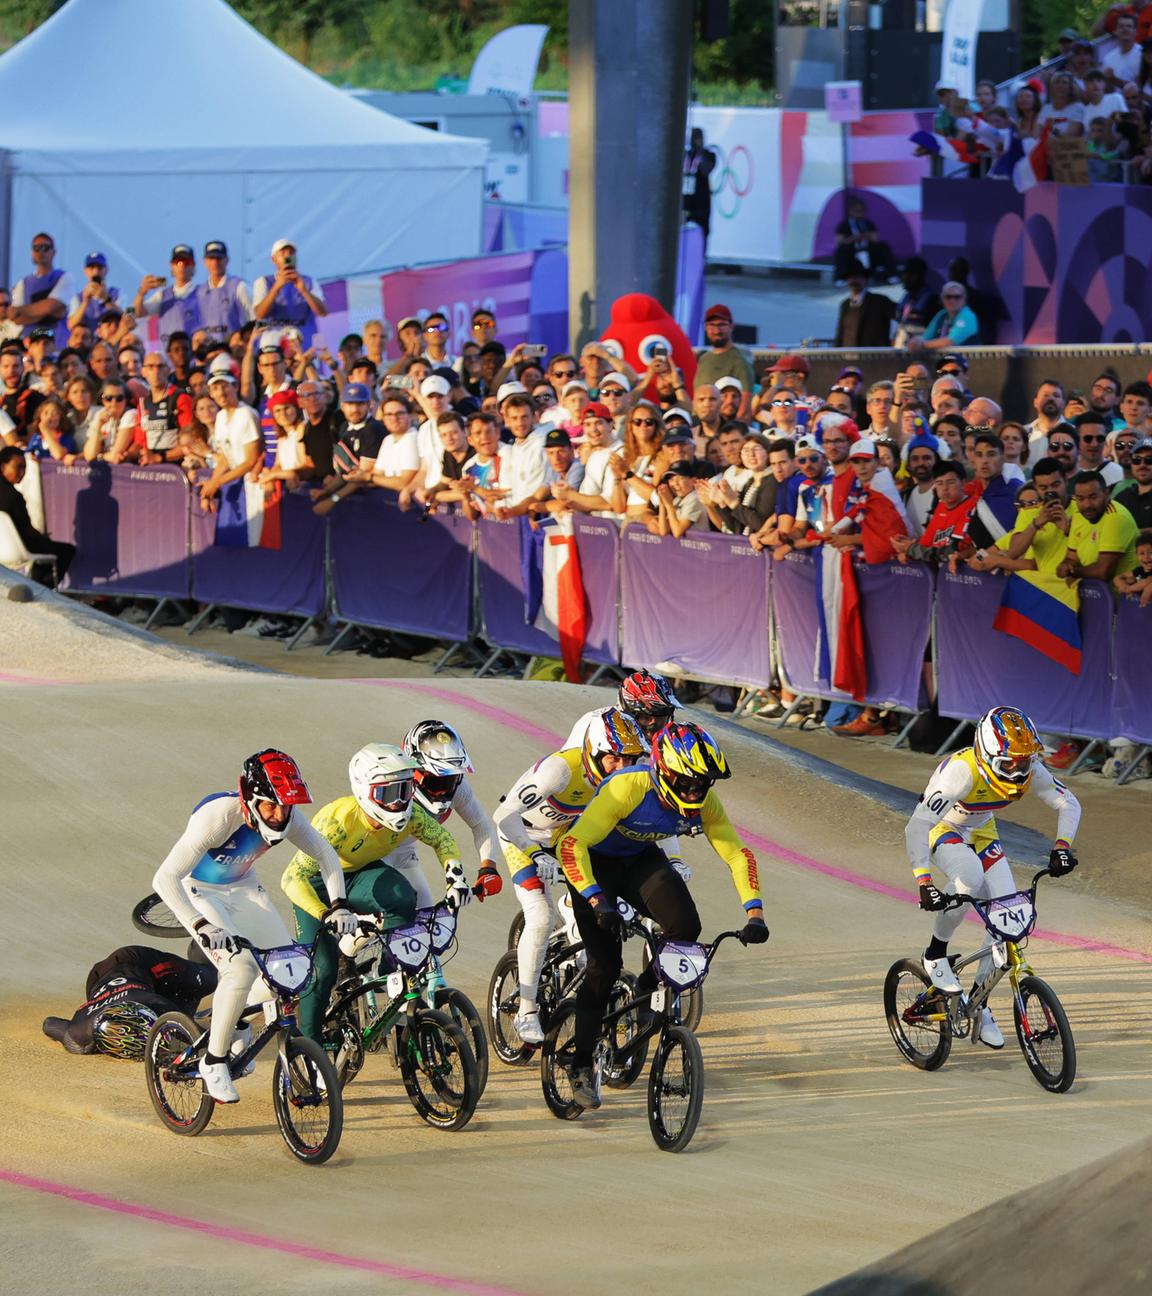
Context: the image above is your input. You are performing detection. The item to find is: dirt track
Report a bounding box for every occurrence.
[2,664,1150,1296]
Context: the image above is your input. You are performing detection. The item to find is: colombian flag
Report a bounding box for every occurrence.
[214,478,282,550]
[992,570,1081,673]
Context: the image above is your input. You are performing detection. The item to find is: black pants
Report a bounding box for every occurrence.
[567,844,700,1067]
[30,537,75,586]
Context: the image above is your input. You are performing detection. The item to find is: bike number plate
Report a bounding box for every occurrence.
[386,924,432,970]
[426,908,457,956]
[386,971,405,998]
[262,944,311,993]
[654,941,708,990]
[984,894,1034,940]
[616,898,636,923]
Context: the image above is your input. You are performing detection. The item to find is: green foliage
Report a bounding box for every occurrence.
[1020,0,1104,68]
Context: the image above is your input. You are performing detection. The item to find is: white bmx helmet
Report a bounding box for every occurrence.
[401,719,473,820]
[348,743,418,832]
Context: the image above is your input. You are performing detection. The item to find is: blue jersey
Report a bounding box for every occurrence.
[578,765,701,856]
[188,792,269,884]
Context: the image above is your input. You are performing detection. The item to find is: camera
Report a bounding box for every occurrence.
[652,344,669,357]
[284,252,296,270]
[522,343,547,359]
[1042,490,1060,503]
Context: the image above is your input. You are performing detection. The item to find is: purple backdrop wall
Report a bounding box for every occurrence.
[42,461,190,598]
[1111,597,1152,746]
[936,571,1114,738]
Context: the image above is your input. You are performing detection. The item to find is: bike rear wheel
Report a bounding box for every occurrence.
[144,1012,214,1136]
[647,1025,704,1153]
[399,1008,479,1131]
[540,999,584,1120]
[132,893,186,940]
[272,1036,343,1165]
[322,1005,365,1089]
[883,958,953,1071]
[506,909,526,950]
[487,950,536,1066]
[603,971,649,1089]
[1013,975,1075,1093]
[436,987,489,1098]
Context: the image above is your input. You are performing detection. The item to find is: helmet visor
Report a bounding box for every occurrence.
[631,706,675,737]
[368,776,415,812]
[992,754,1033,783]
[417,772,463,803]
[667,770,713,806]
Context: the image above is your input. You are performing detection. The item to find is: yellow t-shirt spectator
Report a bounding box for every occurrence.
[1002,503,1079,571]
[1066,500,1139,575]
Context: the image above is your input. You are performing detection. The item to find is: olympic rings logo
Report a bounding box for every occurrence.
[708,144,754,219]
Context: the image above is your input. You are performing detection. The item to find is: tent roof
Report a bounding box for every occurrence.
[0,0,485,167]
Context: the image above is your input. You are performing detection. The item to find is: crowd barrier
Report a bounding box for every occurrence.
[33,462,1152,750]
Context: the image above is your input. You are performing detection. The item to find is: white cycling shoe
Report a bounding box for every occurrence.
[230,1024,255,1077]
[199,1057,240,1103]
[515,1009,545,1046]
[977,1007,1005,1049]
[922,954,962,995]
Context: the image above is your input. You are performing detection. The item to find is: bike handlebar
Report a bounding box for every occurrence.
[939,866,1053,912]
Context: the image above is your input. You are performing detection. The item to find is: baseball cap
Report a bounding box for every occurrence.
[664,431,693,447]
[934,78,956,91]
[599,372,631,393]
[704,303,733,323]
[84,251,107,268]
[936,352,968,372]
[664,407,693,425]
[29,325,56,342]
[170,244,194,262]
[1058,27,1079,42]
[837,366,863,380]
[715,376,744,393]
[97,307,122,325]
[544,428,572,449]
[257,342,284,357]
[666,459,696,477]
[204,240,228,257]
[267,390,300,412]
[847,439,877,459]
[342,382,372,404]
[583,401,611,421]
[420,374,451,397]
[562,379,590,397]
[794,434,822,454]
[396,316,421,333]
[769,354,811,375]
[207,370,236,385]
[1133,436,1152,453]
[497,381,528,404]
[271,238,296,256]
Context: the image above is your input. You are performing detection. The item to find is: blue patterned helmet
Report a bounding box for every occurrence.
[649,722,730,813]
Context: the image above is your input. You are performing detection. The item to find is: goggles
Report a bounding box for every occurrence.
[416,771,463,802]
[368,776,414,811]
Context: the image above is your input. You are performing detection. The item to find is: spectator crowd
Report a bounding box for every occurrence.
[1,231,1149,776]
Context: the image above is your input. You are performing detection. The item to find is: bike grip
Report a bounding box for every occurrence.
[472,865,503,901]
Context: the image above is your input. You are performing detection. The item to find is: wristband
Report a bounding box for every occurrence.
[324,898,351,915]
[329,493,341,503]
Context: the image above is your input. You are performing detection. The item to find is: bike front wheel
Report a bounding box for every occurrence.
[272,1036,343,1165]
[436,987,489,1098]
[1013,975,1076,1093]
[487,950,536,1066]
[539,999,584,1120]
[399,1008,479,1131]
[144,1012,214,1136]
[132,893,186,940]
[883,959,953,1071]
[647,1025,704,1153]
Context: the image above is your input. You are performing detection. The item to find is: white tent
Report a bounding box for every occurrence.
[0,0,487,287]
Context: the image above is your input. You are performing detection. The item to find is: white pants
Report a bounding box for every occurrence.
[515,882,581,1011]
[384,842,438,910]
[184,872,292,1058]
[931,840,1016,981]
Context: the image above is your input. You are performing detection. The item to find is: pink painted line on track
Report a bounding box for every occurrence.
[0,669,80,685]
[0,1168,531,1296]
[349,678,1152,965]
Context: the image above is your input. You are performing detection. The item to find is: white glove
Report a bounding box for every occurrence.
[323,901,360,938]
[444,860,472,912]
[192,918,236,953]
[531,849,562,887]
[670,858,692,883]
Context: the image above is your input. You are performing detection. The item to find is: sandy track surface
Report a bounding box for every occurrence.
[2,672,1150,1296]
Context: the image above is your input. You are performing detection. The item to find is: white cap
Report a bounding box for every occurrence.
[420,375,451,397]
[934,78,955,92]
[794,434,822,454]
[714,376,744,393]
[664,407,693,425]
[207,369,236,385]
[562,379,590,397]
[599,372,631,393]
[271,238,296,256]
[497,380,528,404]
[847,439,876,459]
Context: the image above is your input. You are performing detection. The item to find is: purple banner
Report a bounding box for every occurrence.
[40,461,190,599]
[936,571,1114,739]
[189,488,326,618]
[856,561,933,711]
[1111,596,1152,745]
[329,496,472,641]
[573,517,619,667]
[476,517,563,658]
[772,552,930,709]
[620,527,772,688]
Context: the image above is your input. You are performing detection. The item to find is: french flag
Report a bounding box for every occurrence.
[520,515,588,683]
[1012,126,1050,192]
[815,545,867,702]
[214,478,282,549]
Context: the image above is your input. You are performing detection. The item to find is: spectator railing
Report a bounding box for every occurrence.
[33,461,1152,782]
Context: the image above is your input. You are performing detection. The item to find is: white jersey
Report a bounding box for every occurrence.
[383,777,498,869]
[562,705,609,752]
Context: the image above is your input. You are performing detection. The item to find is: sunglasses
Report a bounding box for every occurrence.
[471,320,494,331]
[631,417,656,427]
[1014,498,1040,508]
[942,293,964,300]
[102,394,126,402]
[553,368,577,379]
[1049,441,1076,451]
[32,242,53,253]
[1080,433,1106,443]
[796,454,822,465]
[770,399,794,408]
[1132,455,1152,465]
[424,323,448,334]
